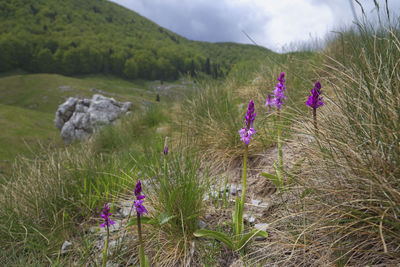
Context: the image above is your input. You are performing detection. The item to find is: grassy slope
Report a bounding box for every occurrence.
[0,72,184,171]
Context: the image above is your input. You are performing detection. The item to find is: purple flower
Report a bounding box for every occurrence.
[306,81,324,109]
[134,180,142,197]
[265,73,287,112]
[265,94,273,113]
[239,100,257,145]
[134,199,148,215]
[244,100,256,128]
[238,127,256,145]
[133,180,148,216]
[272,72,286,110]
[100,204,115,228]
[163,136,168,155]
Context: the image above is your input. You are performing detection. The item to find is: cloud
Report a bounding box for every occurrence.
[110,0,399,52]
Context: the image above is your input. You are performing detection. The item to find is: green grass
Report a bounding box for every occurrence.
[0,73,182,173]
[0,104,59,160]
[0,101,171,265]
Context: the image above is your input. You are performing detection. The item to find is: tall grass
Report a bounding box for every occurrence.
[131,141,205,265]
[0,104,168,265]
[286,11,400,265]
[178,55,316,169]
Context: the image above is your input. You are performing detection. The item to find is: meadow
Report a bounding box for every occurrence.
[1,7,400,267]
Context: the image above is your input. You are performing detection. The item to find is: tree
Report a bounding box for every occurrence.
[123,58,138,79]
[205,57,211,75]
[34,48,55,72]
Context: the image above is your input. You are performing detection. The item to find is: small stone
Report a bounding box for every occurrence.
[61,240,72,254]
[202,195,210,201]
[259,202,270,208]
[237,185,243,192]
[251,199,261,206]
[109,240,117,248]
[109,221,121,232]
[243,214,256,224]
[198,220,207,229]
[230,185,237,195]
[254,223,269,231]
[205,214,212,220]
[210,190,219,199]
[254,223,269,241]
[120,206,132,217]
[127,257,137,266]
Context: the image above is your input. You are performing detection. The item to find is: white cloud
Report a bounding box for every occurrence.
[109,0,399,52]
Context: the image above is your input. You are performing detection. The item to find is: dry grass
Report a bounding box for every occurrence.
[249,25,400,266]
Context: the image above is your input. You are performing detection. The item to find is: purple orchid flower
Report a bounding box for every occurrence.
[134,199,148,215]
[239,100,257,145]
[306,81,324,109]
[100,204,115,228]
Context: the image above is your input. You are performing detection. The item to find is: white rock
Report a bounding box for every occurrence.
[55,94,131,143]
[61,240,72,254]
[254,223,269,231]
[251,199,261,206]
[254,223,269,241]
[198,220,207,229]
[230,185,237,195]
[243,214,256,224]
[120,206,132,217]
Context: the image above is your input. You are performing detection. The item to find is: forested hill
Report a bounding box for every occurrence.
[0,0,274,80]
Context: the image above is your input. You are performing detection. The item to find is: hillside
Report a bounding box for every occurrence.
[0,72,191,174]
[0,0,274,80]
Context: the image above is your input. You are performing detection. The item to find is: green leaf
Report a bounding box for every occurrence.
[158,213,177,225]
[234,197,241,236]
[145,255,150,267]
[261,172,282,188]
[127,216,156,227]
[193,229,234,249]
[236,229,268,251]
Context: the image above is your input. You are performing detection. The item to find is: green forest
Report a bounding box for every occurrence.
[0,0,273,80]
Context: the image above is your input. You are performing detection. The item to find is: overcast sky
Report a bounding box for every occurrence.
[110,0,400,52]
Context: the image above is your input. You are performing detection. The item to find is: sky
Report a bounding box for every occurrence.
[110,0,400,52]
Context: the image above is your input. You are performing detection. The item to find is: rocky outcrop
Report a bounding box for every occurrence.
[55,94,131,144]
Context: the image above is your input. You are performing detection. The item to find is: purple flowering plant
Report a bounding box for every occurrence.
[100,204,115,228]
[100,204,114,267]
[306,81,324,110]
[262,73,287,189]
[306,81,324,133]
[134,180,148,215]
[265,94,273,114]
[266,72,286,111]
[238,100,257,146]
[133,180,149,266]
[194,99,268,250]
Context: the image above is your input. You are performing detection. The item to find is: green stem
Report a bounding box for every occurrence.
[240,145,248,233]
[137,212,145,267]
[277,109,283,187]
[313,108,318,137]
[163,156,167,181]
[102,225,109,267]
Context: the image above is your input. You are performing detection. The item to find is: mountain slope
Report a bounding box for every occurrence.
[0,0,274,80]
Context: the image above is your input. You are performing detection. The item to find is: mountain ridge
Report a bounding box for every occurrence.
[0,0,274,80]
